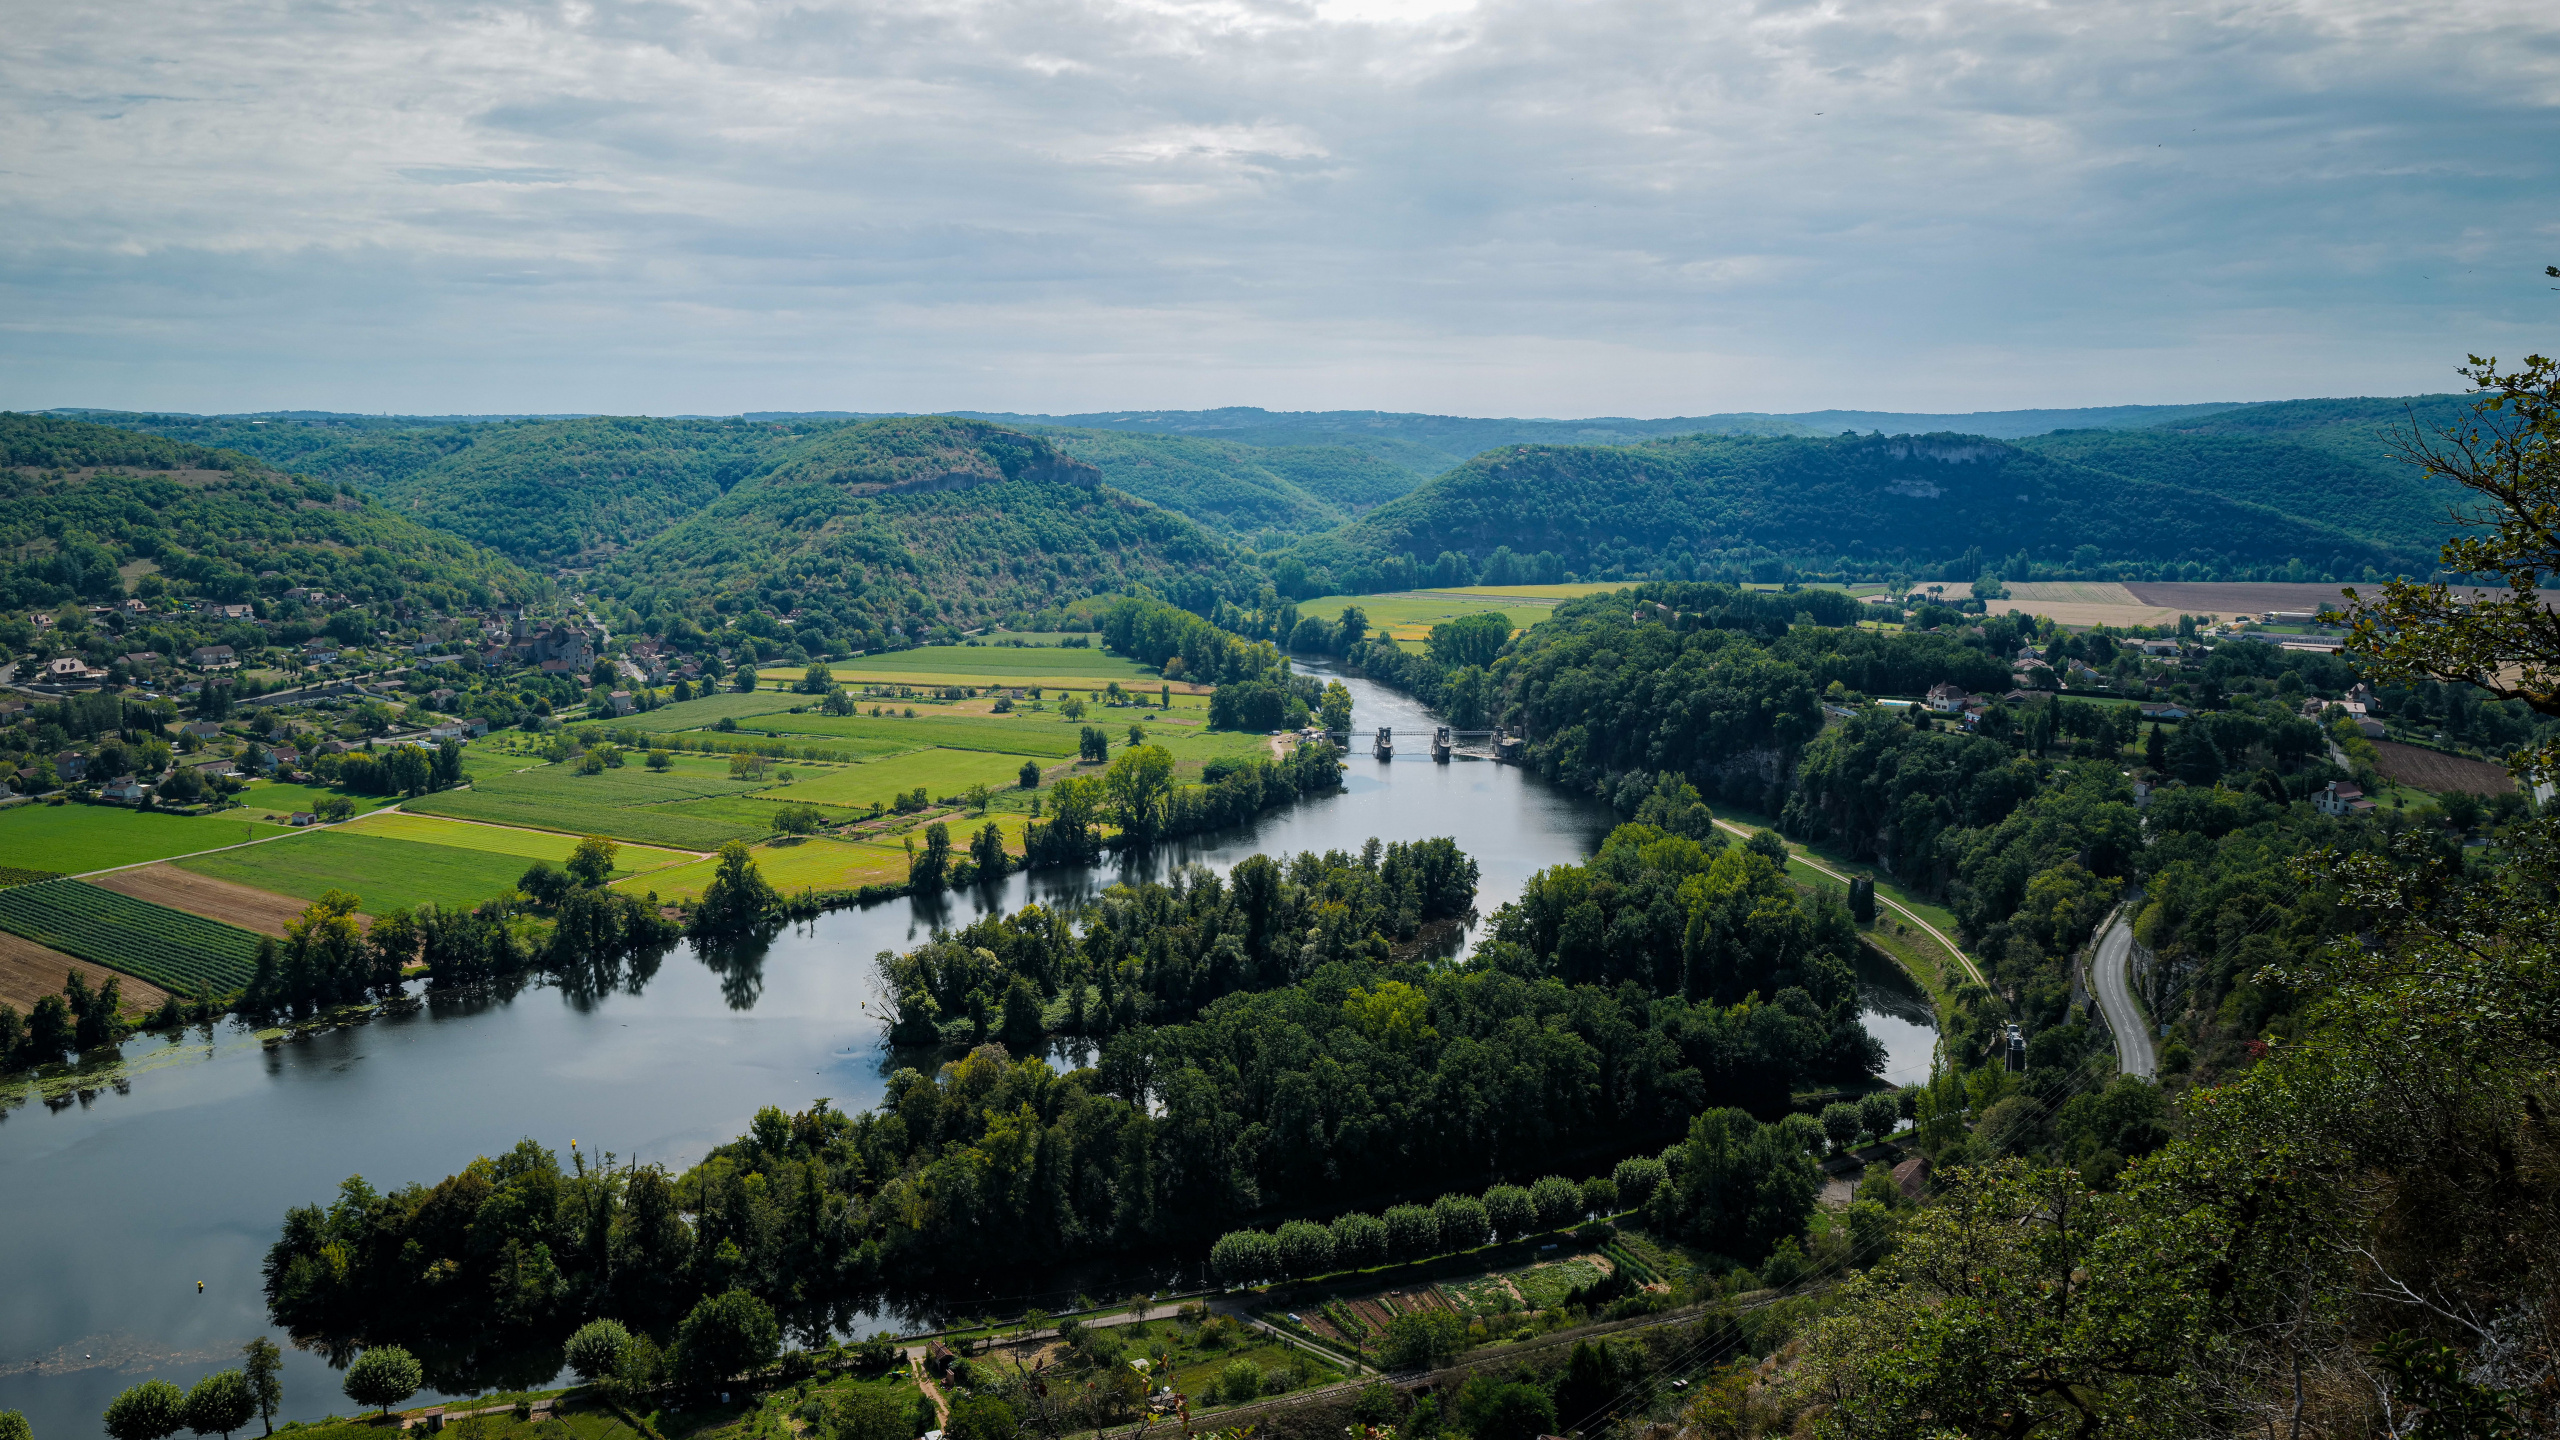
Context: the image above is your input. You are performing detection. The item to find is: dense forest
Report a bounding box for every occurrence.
[0,414,533,613]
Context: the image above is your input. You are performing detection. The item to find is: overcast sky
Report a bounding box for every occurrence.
[1,0,2553,417]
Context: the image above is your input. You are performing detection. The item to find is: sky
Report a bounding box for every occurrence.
[1,0,2554,417]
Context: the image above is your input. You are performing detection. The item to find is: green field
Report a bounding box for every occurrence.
[617,836,908,901]
[0,805,293,875]
[794,645,1170,682]
[338,811,694,869]
[736,711,1086,756]
[1291,590,1559,643]
[0,879,264,992]
[180,831,546,914]
[759,748,1048,810]
[608,691,805,730]
[229,780,400,824]
[404,757,778,848]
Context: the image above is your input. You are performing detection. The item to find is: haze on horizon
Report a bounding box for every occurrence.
[1,0,2553,420]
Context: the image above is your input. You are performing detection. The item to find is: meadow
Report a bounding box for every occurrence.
[229,780,400,824]
[178,831,546,914]
[756,748,1043,809]
[338,811,696,868]
[0,804,292,875]
[1290,589,1557,643]
[405,755,777,848]
[735,710,1086,756]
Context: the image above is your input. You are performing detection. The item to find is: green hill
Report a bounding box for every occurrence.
[1023,429,1428,537]
[589,417,1248,642]
[1284,429,2427,589]
[0,412,532,612]
[2016,425,2469,558]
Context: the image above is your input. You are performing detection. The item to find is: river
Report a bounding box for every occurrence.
[0,667,1933,1439]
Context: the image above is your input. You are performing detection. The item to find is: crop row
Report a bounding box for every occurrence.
[0,879,263,993]
[0,866,63,889]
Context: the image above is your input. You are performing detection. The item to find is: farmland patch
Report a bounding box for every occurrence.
[0,879,264,994]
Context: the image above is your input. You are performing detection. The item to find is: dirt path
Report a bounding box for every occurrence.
[1713,818,1986,989]
[0,930,170,1014]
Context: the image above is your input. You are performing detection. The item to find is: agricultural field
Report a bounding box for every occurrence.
[2365,739,2514,796]
[0,804,292,875]
[0,930,168,1014]
[1994,581,2184,630]
[0,878,264,993]
[91,864,315,935]
[405,755,773,848]
[738,711,1086,757]
[339,811,696,869]
[1290,590,1557,644]
[610,690,805,730]
[767,645,1196,691]
[619,813,1033,902]
[758,749,1047,809]
[228,780,400,825]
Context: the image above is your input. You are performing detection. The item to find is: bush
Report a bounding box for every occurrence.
[565,1318,635,1382]
[829,1387,910,1440]
[341,1347,422,1415]
[674,1289,782,1391]
[1454,1379,1554,1440]
[945,1396,1015,1440]
[1217,1359,1261,1404]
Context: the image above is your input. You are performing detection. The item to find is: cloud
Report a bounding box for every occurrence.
[0,0,2552,414]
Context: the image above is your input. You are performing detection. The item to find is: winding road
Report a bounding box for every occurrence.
[2090,910,2156,1080]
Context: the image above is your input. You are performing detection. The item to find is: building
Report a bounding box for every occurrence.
[53,751,87,780]
[190,644,238,669]
[1925,682,1971,711]
[2315,781,2374,818]
[2135,637,2182,657]
[121,651,160,667]
[608,691,636,716]
[100,776,149,802]
[2138,704,2191,722]
[44,656,108,682]
[289,811,319,826]
[179,721,224,740]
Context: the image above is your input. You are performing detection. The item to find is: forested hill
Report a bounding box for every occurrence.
[1285,428,2430,583]
[0,412,533,611]
[583,417,1251,642]
[1017,428,1426,538]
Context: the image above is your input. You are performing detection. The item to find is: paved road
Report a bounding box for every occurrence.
[2091,911,2155,1079]
[1713,819,1988,989]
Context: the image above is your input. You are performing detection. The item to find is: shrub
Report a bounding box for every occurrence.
[829,1387,909,1440]
[1455,1379,1554,1440]
[945,1396,1015,1440]
[1217,1359,1261,1404]
[566,1319,634,1382]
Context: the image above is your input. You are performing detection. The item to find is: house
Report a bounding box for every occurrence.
[1924,682,1971,711]
[2356,716,2387,739]
[190,758,239,778]
[2016,644,2045,663]
[100,776,149,802]
[53,751,87,780]
[180,721,224,740]
[2131,774,2153,808]
[2349,681,2378,706]
[289,811,319,827]
[2138,704,2191,722]
[121,651,160,667]
[2136,637,2181,657]
[204,603,255,620]
[607,691,635,717]
[118,598,148,614]
[269,746,301,769]
[2315,781,2375,818]
[190,644,237,669]
[428,688,458,706]
[462,718,489,738]
[2064,660,2105,687]
[44,656,107,682]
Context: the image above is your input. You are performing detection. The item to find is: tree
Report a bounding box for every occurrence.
[689,841,777,939]
[774,804,827,836]
[1381,1309,1465,1370]
[1483,1183,1535,1239]
[970,821,1006,878]
[1318,681,1354,733]
[103,1381,186,1440]
[674,1289,781,1391]
[733,661,759,693]
[1847,874,1875,924]
[945,1395,1015,1440]
[828,1387,909,1440]
[1274,1218,1335,1277]
[799,663,834,695]
[1426,612,1511,668]
[1077,724,1107,762]
[1433,1192,1492,1250]
[565,1318,633,1383]
[567,834,619,886]
[910,822,951,890]
[241,1339,282,1437]
[1821,1101,1862,1153]
[1529,1174,1582,1229]
[1103,744,1174,842]
[1210,1228,1280,1284]
[1455,1379,1554,1440]
[0,1409,30,1440]
[340,1347,421,1416]
[181,1371,255,1440]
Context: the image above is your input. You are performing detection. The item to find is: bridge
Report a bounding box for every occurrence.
[1317,725,1523,762]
